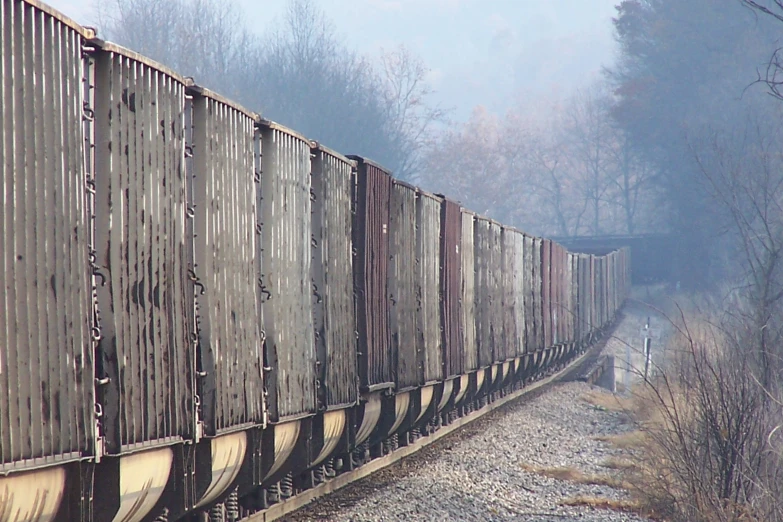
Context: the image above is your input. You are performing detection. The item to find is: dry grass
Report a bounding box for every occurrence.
[520,463,626,488]
[601,457,637,471]
[596,430,647,449]
[561,495,649,514]
[581,389,635,412]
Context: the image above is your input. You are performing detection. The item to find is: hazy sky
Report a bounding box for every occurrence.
[46,0,618,121]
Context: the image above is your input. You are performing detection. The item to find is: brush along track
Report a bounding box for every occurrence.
[245,318,623,522]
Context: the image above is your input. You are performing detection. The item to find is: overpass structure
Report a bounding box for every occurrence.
[553,234,675,285]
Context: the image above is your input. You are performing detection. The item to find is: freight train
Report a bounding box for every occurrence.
[0,1,631,521]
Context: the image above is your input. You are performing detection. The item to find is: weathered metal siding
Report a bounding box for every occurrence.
[541,239,552,349]
[576,254,582,341]
[552,243,565,345]
[474,218,492,367]
[522,235,535,353]
[258,121,316,421]
[567,253,576,344]
[440,199,463,377]
[388,181,419,389]
[190,90,264,435]
[489,222,505,362]
[93,43,195,451]
[501,228,518,359]
[0,2,95,470]
[461,211,478,371]
[552,242,559,346]
[579,255,590,341]
[531,238,542,352]
[508,229,527,357]
[418,191,443,382]
[311,145,358,409]
[351,157,393,389]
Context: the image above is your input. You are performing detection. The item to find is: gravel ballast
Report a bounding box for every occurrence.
[287,305,658,522]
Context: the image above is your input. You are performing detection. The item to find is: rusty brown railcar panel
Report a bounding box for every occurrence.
[93,43,194,452]
[350,157,393,389]
[388,181,419,389]
[190,89,264,435]
[501,228,518,360]
[418,191,443,382]
[0,2,95,470]
[440,199,463,377]
[258,122,317,422]
[311,145,358,409]
[461,211,478,371]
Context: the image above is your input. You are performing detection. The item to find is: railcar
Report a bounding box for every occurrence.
[0,1,631,521]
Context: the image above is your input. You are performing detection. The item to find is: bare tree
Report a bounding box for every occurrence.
[608,128,660,235]
[96,0,252,95]
[504,124,589,237]
[561,86,615,235]
[378,45,448,181]
[628,301,783,522]
[691,115,783,386]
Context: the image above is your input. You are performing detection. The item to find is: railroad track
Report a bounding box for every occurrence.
[248,329,614,522]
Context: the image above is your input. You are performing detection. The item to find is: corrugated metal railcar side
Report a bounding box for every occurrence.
[501,228,519,359]
[531,237,543,352]
[541,239,552,349]
[461,210,478,371]
[567,252,577,345]
[311,144,358,409]
[190,87,264,435]
[551,242,561,346]
[350,156,394,390]
[474,218,494,367]
[93,42,195,452]
[440,199,463,377]
[574,256,583,342]
[591,256,598,330]
[595,256,604,328]
[0,1,95,470]
[258,121,316,421]
[522,235,536,353]
[388,180,420,390]
[609,252,617,317]
[561,245,568,341]
[418,191,443,383]
[488,221,505,361]
[581,254,592,341]
[555,243,568,345]
[511,230,526,357]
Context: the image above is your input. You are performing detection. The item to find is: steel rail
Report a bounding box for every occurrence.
[246,335,608,522]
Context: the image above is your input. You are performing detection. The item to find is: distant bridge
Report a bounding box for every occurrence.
[553,234,676,285]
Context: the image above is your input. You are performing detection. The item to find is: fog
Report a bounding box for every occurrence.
[43,0,783,292]
[47,0,617,121]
